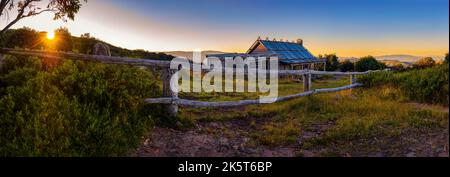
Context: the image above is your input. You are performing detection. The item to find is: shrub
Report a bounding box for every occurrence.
[413,57,436,69]
[355,56,386,72]
[359,64,449,106]
[445,53,449,63]
[322,54,339,71]
[390,63,405,71]
[339,60,354,72]
[0,55,163,156]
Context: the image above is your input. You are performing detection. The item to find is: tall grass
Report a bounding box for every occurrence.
[359,65,449,106]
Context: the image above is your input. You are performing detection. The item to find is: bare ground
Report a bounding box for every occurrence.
[129,104,449,157]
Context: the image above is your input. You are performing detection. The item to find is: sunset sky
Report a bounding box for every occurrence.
[1,0,449,57]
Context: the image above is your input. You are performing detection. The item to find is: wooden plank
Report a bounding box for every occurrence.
[314,83,363,93]
[350,74,357,85]
[0,48,171,68]
[0,53,3,69]
[144,83,363,108]
[160,68,178,117]
[1,48,378,76]
[303,73,311,92]
[310,70,375,75]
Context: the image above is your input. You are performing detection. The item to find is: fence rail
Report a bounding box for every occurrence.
[0,48,378,117]
[145,83,363,108]
[0,48,171,67]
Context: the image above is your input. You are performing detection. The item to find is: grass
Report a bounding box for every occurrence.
[2,55,447,156]
[177,75,448,156]
[359,65,449,106]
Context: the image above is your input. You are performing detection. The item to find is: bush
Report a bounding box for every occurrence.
[0,55,163,156]
[339,60,354,72]
[445,53,449,63]
[359,64,449,106]
[413,57,435,69]
[390,63,405,71]
[355,56,386,72]
[321,54,339,71]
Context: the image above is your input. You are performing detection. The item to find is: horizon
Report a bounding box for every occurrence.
[1,0,449,57]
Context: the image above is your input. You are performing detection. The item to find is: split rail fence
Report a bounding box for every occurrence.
[0,48,378,117]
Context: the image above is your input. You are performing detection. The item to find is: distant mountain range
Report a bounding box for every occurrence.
[164,50,227,61]
[341,54,445,67]
[163,51,445,66]
[341,54,445,63]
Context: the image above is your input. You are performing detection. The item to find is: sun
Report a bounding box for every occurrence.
[46,32,55,40]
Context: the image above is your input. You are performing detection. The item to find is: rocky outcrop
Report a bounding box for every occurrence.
[93,42,111,56]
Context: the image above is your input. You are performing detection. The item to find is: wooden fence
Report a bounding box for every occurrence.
[0,48,377,117]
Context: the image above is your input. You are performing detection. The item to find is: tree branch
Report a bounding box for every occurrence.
[0,0,11,16]
[22,8,55,18]
[0,0,35,35]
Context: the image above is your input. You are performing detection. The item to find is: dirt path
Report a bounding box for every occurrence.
[130,104,449,157]
[130,117,301,157]
[130,116,356,157]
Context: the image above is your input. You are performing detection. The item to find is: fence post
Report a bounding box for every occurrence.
[303,73,311,92]
[350,74,356,85]
[161,68,178,117]
[0,53,3,69]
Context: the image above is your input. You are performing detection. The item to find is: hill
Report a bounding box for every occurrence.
[0,27,174,61]
[164,50,227,61]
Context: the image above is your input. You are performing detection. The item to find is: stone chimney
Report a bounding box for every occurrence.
[296,39,303,45]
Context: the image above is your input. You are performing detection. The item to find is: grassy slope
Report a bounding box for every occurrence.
[175,75,448,156]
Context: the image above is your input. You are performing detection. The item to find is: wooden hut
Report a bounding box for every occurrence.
[207,37,326,70]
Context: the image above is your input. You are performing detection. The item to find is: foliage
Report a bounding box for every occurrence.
[413,57,436,69]
[445,53,449,63]
[0,55,164,156]
[72,33,97,54]
[54,27,73,52]
[321,54,339,71]
[0,27,41,49]
[0,0,87,35]
[359,64,449,106]
[354,56,386,72]
[390,63,405,71]
[339,60,354,72]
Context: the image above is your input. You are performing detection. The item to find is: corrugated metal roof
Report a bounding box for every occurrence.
[258,40,318,63]
[208,39,323,64]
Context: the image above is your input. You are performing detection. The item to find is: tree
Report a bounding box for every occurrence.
[355,56,385,72]
[413,57,435,69]
[339,60,354,72]
[0,0,87,36]
[73,33,97,54]
[391,63,405,71]
[445,53,449,64]
[0,27,40,48]
[323,54,339,71]
[53,27,73,51]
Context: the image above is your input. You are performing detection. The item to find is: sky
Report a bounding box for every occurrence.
[1,0,449,57]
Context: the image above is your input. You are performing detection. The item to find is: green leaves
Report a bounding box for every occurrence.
[355,56,385,72]
[0,55,161,156]
[359,65,449,106]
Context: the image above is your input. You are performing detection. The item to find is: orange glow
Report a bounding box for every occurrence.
[46,32,55,40]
